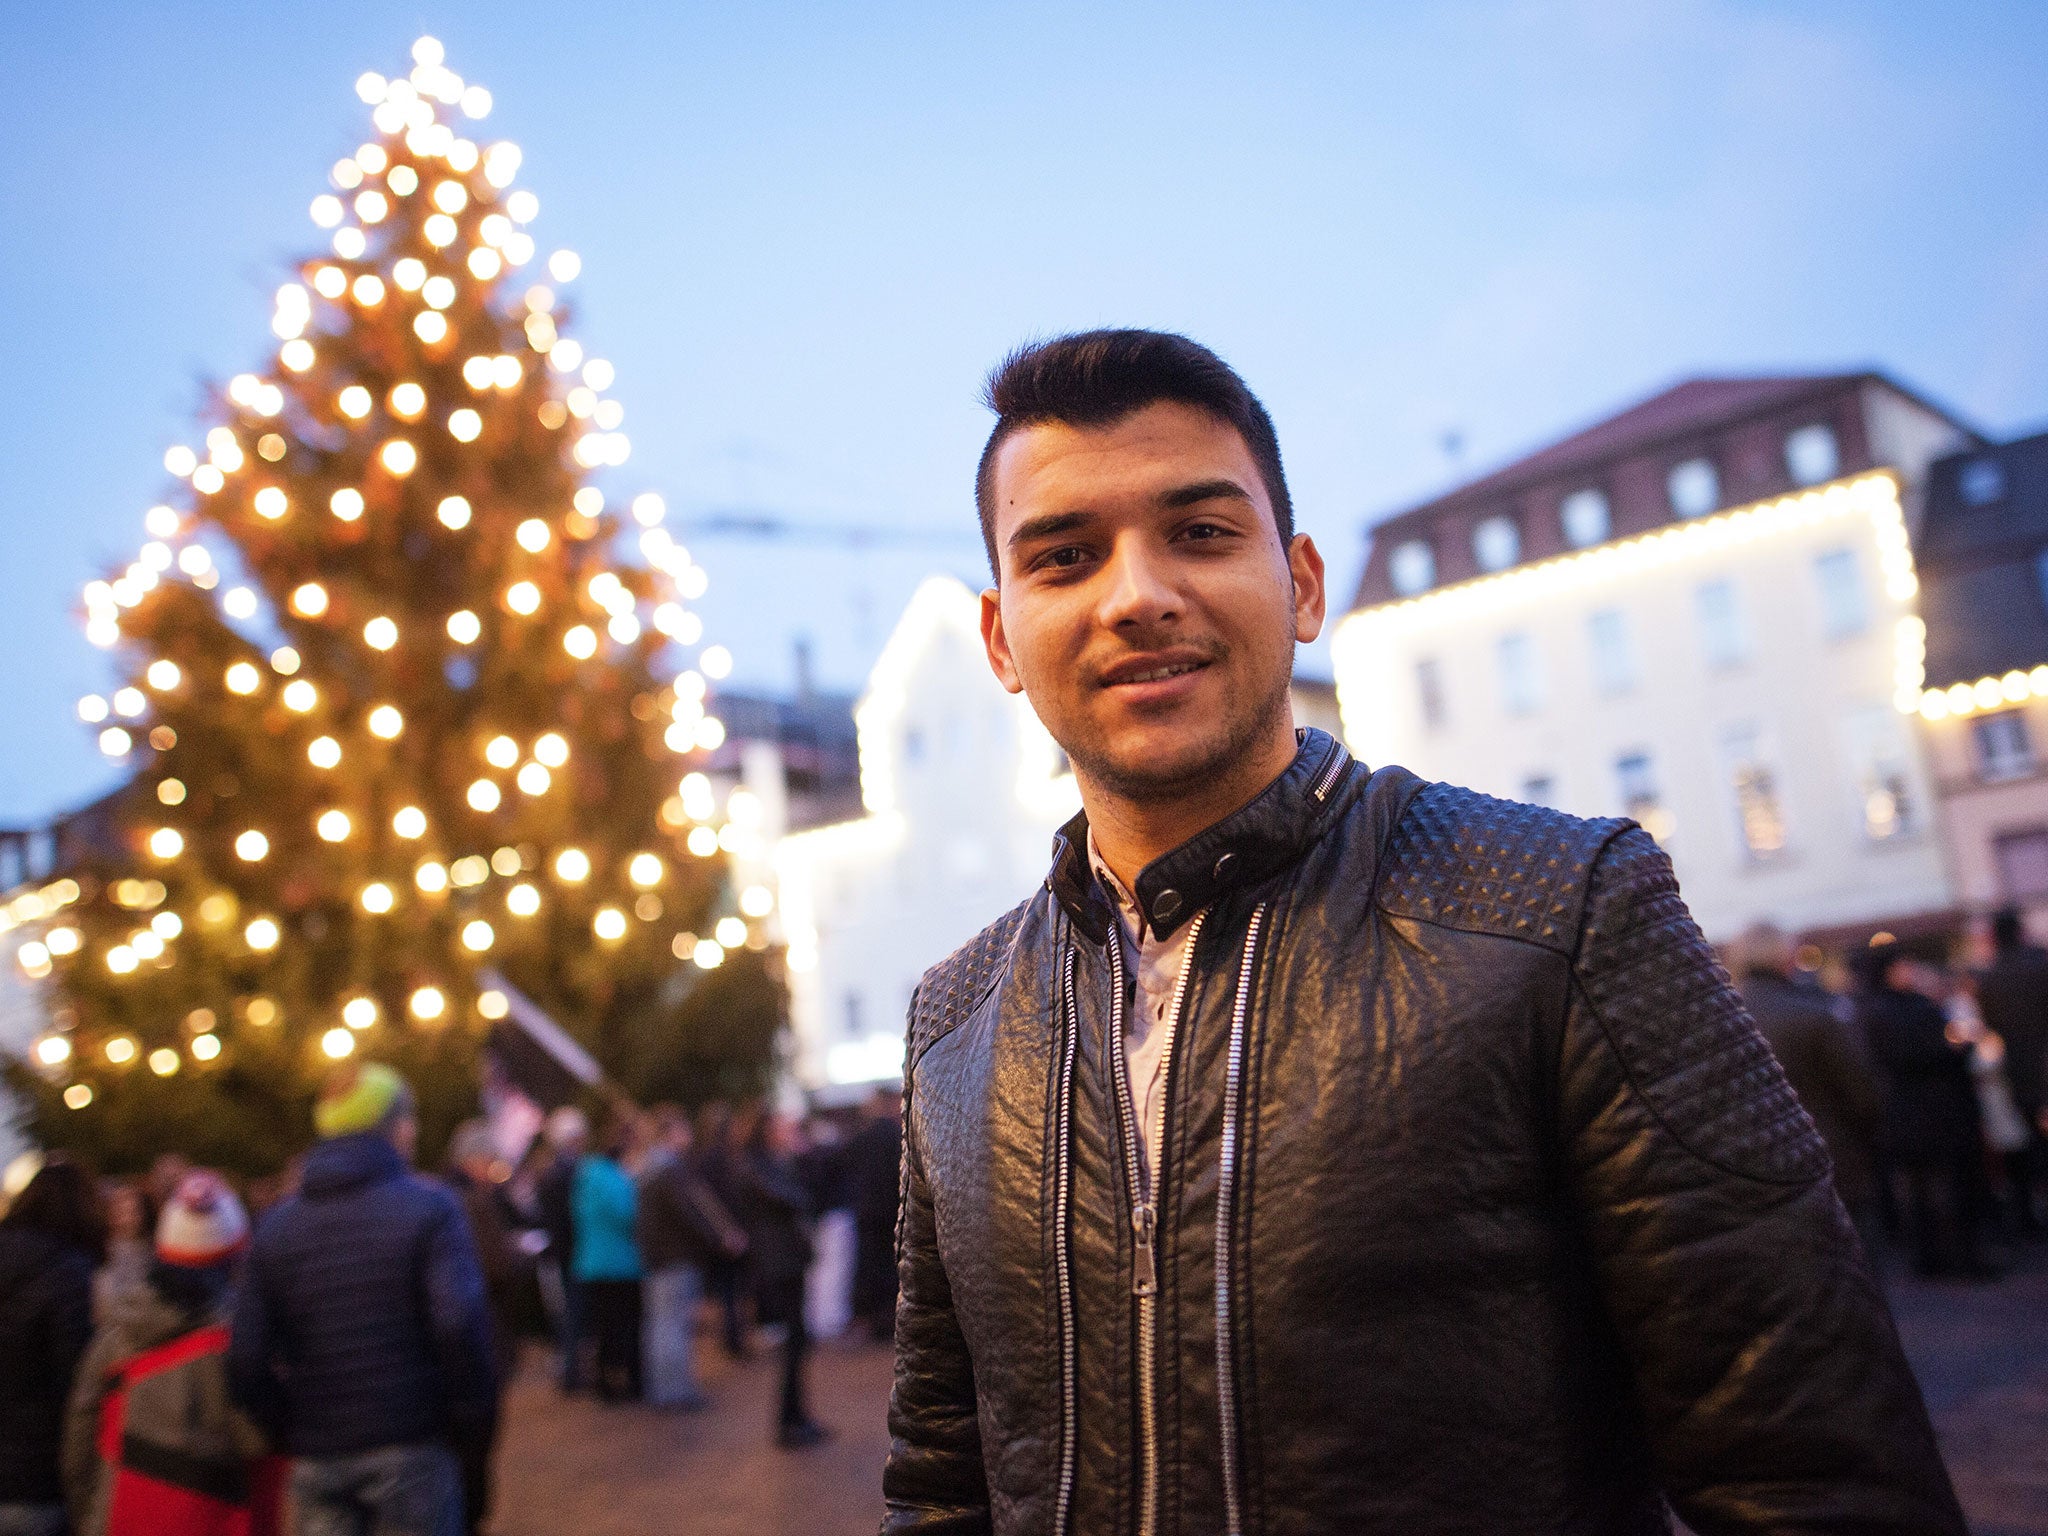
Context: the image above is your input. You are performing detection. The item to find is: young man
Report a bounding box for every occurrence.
[230,1064,497,1536]
[881,330,1965,1535]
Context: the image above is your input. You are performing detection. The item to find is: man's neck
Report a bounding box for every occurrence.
[1080,723,1301,894]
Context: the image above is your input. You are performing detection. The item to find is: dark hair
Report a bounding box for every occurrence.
[1991,907,2024,951]
[974,330,1293,576]
[1,1155,108,1263]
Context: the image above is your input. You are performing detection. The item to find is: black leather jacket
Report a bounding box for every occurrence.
[883,732,1962,1536]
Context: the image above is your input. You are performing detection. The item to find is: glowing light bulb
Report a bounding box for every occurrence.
[392,257,426,291]
[364,616,399,651]
[316,810,351,842]
[368,705,404,739]
[389,381,426,419]
[414,312,449,343]
[516,762,551,795]
[308,736,342,769]
[380,440,417,476]
[253,486,288,520]
[245,917,280,951]
[499,883,538,919]
[563,625,597,659]
[461,919,495,953]
[534,732,568,767]
[321,1027,356,1060]
[360,882,395,914]
[393,805,428,838]
[447,610,481,644]
[628,852,663,887]
[236,830,269,861]
[146,659,181,690]
[310,195,344,228]
[157,778,186,806]
[467,779,502,812]
[631,491,664,526]
[687,825,719,857]
[485,735,519,769]
[593,907,627,941]
[331,487,365,520]
[410,986,447,1022]
[448,408,482,442]
[225,661,260,695]
[424,214,458,247]
[554,848,590,883]
[693,939,724,970]
[740,885,775,918]
[352,273,386,309]
[281,677,315,711]
[280,339,315,372]
[338,386,372,419]
[343,996,379,1028]
[354,191,389,226]
[549,249,581,282]
[191,1034,221,1062]
[148,828,183,859]
[701,645,732,680]
[516,518,550,552]
[506,581,541,615]
[99,727,132,757]
[416,861,449,893]
[290,583,328,617]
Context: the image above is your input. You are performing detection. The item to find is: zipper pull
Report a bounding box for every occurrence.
[1132,1203,1158,1297]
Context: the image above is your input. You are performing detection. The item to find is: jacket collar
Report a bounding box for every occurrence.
[1048,727,1356,944]
[301,1131,408,1198]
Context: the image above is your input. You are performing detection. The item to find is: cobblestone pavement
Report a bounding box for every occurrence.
[495,1251,2048,1535]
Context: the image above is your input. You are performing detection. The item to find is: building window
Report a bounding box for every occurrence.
[1390,539,1436,596]
[1961,457,2007,507]
[1667,457,1720,518]
[1615,751,1670,839]
[1813,547,1868,638]
[1588,608,1636,695]
[1496,631,1542,716]
[1695,578,1749,669]
[1521,774,1555,807]
[1974,710,2036,782]
[1785,423,1840,487]
[1842,706,1918,842]
[1560,488,1610,548]
[1720,722,1789,860]
[1416,657,1446,732]
[1996,828,2048,901]
[1473,515,1521,573]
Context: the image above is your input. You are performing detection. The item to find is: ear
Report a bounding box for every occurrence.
[980,587,1025,694]
[1288,534,1327,644]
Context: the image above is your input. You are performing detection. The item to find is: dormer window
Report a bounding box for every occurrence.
[1559,488,1610,548]
[1389,539,1436,596]
[1472,515,1521,573]
[1961,458,2007,507]
[1667,457,1720,518]
[1785,423,1840,487]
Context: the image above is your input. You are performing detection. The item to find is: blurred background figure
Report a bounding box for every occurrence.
[635,1105,745,1412]
[1856,942,1994,1280]
[93,1180,156,1323]
[535,1106,590,1393]
[1977,908,2048,1237]
[738,1112,828,1449]
[843,1087,904,1343]
[444,1120,522,1536]
[694,1103,753,1360]
[0,1156,105,1536]
[63,1171,276,1536]
[229,1064,496,1536]
[573,1114,646,1404]
[1736,923,1885,1265]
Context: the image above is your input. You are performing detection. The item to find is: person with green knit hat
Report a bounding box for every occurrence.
[229,1063,496,1536]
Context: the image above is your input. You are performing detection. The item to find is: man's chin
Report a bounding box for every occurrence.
[1069,729,1244,806]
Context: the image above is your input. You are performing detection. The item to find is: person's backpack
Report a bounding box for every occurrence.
[94,1323,285,1536]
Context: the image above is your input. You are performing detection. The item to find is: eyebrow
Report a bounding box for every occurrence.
[1160,478,1255,510]
[1007,510,1096,549]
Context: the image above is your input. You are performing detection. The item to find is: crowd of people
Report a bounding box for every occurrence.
[1736,907,2048,1281]
[0,1065,904,1536]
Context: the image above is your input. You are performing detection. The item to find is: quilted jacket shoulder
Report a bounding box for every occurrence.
[906,898,1031,1074]
[1374,779,1628,952]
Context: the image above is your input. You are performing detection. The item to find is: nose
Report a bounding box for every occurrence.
[1095,529,1179,633]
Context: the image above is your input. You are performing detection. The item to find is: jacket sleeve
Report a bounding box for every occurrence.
[1559,827,1965,1536]
[423,1190,501,1431]
[61,1325,118,1525]
[227,1244,288,1437]
[880,1029,991,1534]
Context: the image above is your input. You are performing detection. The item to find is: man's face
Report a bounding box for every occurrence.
[981,401,1324,804]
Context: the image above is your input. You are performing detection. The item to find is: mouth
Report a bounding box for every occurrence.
[1095,651,1216,692]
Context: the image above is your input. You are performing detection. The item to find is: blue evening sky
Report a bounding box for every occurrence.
[3,2,2045,822]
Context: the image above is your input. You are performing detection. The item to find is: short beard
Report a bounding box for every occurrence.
[1064,646,1296,809]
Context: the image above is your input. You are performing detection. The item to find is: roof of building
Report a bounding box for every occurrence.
[1385,372,1878,520]
[1916,428,2048,688]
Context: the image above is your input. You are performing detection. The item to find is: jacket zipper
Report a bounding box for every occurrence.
[1052,945,1081,1536]
[1213,904,1267,1536]
[1312,740,1351,801]
[1105,911,1207,1536]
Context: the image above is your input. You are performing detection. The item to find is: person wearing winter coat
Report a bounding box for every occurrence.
[570,1119,644,1403]
[64,1172,277,1536]
[0,1157,105,1536]
[441,1122,520,1536]
[737,1115,829,1449]
[229,1064,496,1536]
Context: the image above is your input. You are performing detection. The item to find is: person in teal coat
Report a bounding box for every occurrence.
[571,1119,644,1402]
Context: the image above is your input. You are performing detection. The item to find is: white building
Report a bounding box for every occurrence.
[774,578,1080,1097]
[1333,375,1979,942]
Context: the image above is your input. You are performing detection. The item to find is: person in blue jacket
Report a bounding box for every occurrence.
[229,1064,496,1536]
[571,1115,644,1403]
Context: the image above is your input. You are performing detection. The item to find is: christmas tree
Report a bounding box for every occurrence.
[11,38,783,1173]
